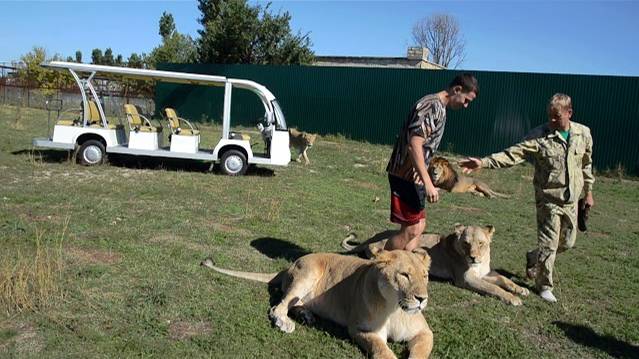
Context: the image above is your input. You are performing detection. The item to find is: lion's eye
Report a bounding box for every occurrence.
[399,272,410,280]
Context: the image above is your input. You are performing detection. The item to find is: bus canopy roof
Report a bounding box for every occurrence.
[42,61,276,101]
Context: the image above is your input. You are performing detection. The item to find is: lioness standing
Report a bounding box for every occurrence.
[386,74,479,251]
[460,93,595,303]
[202,249,434,358]
[289,128,317,165]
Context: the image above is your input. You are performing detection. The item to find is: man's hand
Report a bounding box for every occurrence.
[459,157,482,174]
[425,183,439,203]
[585,192,594,208]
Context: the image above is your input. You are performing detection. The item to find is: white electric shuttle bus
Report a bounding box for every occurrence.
[32,61,290,175]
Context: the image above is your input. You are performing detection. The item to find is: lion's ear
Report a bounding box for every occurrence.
[454,223,466,237]
[372,249,393,265]
[412,248,431,266]
[370,245,383,257]
[483,225,495,238]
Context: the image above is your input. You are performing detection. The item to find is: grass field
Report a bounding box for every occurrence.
[1,105,638,358]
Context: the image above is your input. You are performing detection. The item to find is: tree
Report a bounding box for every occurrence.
[411,14,466,68]
[159,11,176,39]
[75,50,82,63]
[91,48,103,64]
[127,53,144,68]
[148,11,197,67]
[16,47,73,94]
[103,48,115,66]
[197,0,314,64]
[66,56,74,62]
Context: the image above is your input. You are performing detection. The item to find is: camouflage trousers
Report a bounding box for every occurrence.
[527,201,577,291]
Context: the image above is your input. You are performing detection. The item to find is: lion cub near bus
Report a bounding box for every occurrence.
[342,225,529,306]
[202,249,434,358]
[289,128,317,165]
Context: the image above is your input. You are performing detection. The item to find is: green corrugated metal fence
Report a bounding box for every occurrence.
[156,63,639,174]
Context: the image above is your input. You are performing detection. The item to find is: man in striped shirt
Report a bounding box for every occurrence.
[385,74,479,251]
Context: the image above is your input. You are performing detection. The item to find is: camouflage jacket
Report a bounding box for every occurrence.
[480,122,594,204]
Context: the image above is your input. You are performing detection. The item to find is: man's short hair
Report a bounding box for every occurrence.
[448,73,479,95]
[547,93,572,117]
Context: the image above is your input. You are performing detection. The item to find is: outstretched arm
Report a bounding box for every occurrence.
[459,139,540,174]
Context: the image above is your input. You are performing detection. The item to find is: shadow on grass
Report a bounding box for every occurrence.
[13,148,70,163]
[15,148,275,177]
[553,321,639,359]
[250,237,311,263]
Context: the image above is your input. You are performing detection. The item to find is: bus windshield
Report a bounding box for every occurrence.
[272,100,287,130]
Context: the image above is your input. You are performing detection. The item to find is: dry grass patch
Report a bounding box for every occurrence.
[0,227,66,314]
[168,320,213,340]
[67,248,122,265]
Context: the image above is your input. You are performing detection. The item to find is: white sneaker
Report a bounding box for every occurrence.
[539,289,557,303]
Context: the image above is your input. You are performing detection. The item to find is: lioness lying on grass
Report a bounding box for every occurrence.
[342,225,529,306]
[202,249,434,358]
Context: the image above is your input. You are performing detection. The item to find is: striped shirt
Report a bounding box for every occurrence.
[386,94,447,183]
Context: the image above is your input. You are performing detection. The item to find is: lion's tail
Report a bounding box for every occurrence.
[201,258,281,283]
[488,189,511,199]
[341,233,360,252]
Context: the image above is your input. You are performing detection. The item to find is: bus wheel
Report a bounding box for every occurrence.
[77,140,106,166]
[221,149,247,176]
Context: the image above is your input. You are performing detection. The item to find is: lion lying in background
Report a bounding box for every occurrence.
[289,128,317,165]
[201,249,434,358]
[428,157,509,198]
[342,225,529,306]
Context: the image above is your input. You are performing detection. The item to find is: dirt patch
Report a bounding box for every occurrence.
[68,248,122,265]
[149,233,211,252]
[0,322,44,355]
[168,320,212,340]
[450,204,482,212]
[206,222,253,237]
[352,181,379,190]
[585,231,610,239]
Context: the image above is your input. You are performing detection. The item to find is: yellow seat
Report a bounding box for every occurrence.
[56,119,76,126]
[125,104,162,133]
[229,132,250,141]
[164,108,199,136]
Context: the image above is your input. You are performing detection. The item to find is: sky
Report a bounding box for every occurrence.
[1,0,638,77]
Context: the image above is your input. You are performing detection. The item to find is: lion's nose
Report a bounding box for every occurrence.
[415,295,428,304]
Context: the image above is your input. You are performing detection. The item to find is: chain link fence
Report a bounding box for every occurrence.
[0,62,155,124]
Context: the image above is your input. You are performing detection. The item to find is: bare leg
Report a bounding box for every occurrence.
[385,218,425,251]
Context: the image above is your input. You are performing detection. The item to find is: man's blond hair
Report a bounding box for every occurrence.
[547,93,572,117]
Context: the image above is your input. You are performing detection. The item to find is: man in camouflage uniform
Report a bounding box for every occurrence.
[459,93,595,303]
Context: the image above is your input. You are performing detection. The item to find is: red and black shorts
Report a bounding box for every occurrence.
[388,174,426,225]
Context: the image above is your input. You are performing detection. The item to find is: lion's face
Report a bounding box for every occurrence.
[451,224,494,265]
[303,133,317,148]
[373,249,431,314]
[428,157,452,185]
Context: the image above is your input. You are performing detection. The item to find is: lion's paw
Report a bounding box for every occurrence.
[274,316,296,333]
[519,287,530,297]
[508,296,523,306]
[269,307,296,333]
